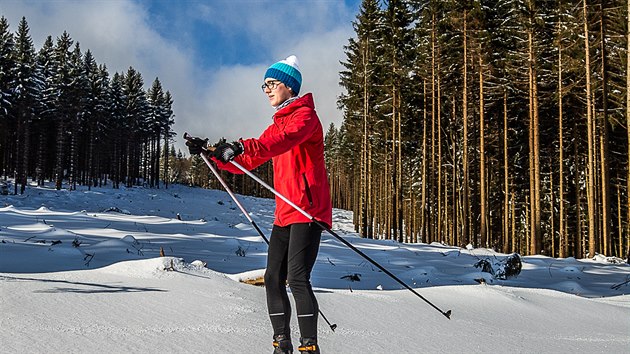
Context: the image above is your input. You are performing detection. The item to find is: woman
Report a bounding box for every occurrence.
[190,55,331,354]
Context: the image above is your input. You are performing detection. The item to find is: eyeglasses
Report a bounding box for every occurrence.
[261,80,282,91]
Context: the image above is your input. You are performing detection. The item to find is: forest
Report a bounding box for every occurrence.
[328,0,629,259]
[0,16,176,193]
[2,0,629,260]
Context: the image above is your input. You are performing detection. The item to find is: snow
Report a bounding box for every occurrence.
[1,182,629,353]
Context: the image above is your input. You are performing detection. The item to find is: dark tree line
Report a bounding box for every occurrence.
[0,17,175,193]
[330,0,629,258]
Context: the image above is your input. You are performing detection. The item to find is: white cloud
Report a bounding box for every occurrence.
[193,27,352,146]
[1,0,355,154]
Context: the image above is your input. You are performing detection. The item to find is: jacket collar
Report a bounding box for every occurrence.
[274,93,314,117]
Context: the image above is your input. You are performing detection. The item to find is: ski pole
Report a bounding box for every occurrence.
[202,154,338,332]
[183,134,338,331]
[227,159,452,320]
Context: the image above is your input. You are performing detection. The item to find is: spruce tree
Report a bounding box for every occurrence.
[34,36,56,186]
[0,17,16,179]
[147,77,165,188]
[108,72,126,188]
[66,42,88,190]
[338,0,385,238]
[123,67,149,187]
[51,31,74,190]
[162,90,174,188]
[12,17,39,194]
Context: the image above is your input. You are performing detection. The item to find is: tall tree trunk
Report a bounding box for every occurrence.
[511,191,516,252]
[421,80,428,243]
[479,47,487,248]
[626,0,630,260]
[126,140,132,188]
[462,10,470,247]
[436,30,443,243]
[55,120,64,190]
[163,132,169,189]
[430,14,437,245]
[88,125,95,190]
[550,155,556,256]
[397,90,403,242]
[21,115,29,194]
[452,99,458,246]
[558,16,567,257]
[598,0,611,255]
[391,84,397,241]
[583,0,597,257]
[36,126,46,186]
[528,3,542,254]
[367,137,373,238]
[14,119,22,195]
[503,90,510,253]
[533,62,542,254]
[396,90,405,242]
[385,128,391,240]
[573,120,584,257]
[155,137,161,188]
[361,43,369,238]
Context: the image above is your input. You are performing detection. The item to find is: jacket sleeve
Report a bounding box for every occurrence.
[241,107,317,160]
[211,146,270,174]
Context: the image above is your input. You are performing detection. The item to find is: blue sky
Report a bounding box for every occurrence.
[2,0,362,153]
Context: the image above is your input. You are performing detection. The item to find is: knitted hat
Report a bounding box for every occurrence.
[264,55,302,95]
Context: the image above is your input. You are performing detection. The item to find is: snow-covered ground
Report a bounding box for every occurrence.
[1,182,629,353]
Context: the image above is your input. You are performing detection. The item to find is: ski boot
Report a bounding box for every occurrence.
[272,334,293,354]
[297,337,320,354]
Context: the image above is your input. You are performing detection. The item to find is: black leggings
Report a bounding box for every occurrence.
[264,223,322,339]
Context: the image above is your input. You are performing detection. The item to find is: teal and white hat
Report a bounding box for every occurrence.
[264,55,302,95]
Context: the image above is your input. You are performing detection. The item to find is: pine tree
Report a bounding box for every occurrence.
[147,78,164,188]
[11,17,39,194]
[52,31,74,190]
[83,50,109,188]
[0,17,16,179]
[122,67,150,187]
[67,42,89,190]
[108,72,126,189]
[382,0,414,242]
[162,90,174,188]
[34,36,55,186]
[338,0,385,238]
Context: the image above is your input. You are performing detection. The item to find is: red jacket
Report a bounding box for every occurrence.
[214,93,333,228]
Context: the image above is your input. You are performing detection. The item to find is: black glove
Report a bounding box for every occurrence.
[185,136,209,155]
[212,141,244,163]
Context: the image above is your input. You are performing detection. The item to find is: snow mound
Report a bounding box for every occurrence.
[98,257,174,277]
[592,254,626,264]
[228,268,266,284]
[97,257,213,278]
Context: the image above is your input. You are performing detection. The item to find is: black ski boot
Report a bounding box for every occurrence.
[272,334,293,354]
[297,337,320,354]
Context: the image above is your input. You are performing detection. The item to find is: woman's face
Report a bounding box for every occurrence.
[263,79,294,107]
